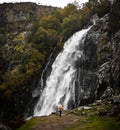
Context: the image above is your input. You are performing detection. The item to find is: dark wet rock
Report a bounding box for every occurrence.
[6,117,25,130]
[109,105,120,117]
[113,96,120,105]
[101,87,114,99]
[0,123,11,130]
[95,0,120,99]
[98,109,108,116]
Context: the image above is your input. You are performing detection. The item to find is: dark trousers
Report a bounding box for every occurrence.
[59,110,62,117]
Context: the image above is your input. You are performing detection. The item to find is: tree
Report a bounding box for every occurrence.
[40,15,61,32]
[62,14,82,41]
[62,3,78,18]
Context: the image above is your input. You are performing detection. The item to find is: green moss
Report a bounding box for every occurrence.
[17,117,47,130]
[66,115,120,130]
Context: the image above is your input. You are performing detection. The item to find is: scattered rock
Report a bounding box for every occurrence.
[101,87,114,100]
[78,106,92,111]
[92,100,102,106]
[98,109,108,116]
[109,105,120,117]
[113,96,120,105]
[81,111,86,115]
[83,106,93,110]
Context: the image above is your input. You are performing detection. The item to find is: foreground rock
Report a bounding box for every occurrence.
[0,123,11,130]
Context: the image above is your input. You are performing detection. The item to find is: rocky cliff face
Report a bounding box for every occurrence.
[71,13,111,106]
[0,2,57,124]
[0,2,56,32]
[73,26,98,106]
[72,0,120,105]
[94,0,120,99]
[110,0,120,93]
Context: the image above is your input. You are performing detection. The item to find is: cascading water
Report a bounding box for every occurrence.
[34,26,92,116]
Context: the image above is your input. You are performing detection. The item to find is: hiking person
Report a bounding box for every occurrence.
[58,104,63,117]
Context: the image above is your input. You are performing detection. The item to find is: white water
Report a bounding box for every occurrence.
[34,27,91,116]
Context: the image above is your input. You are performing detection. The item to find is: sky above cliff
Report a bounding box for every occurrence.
[0,0,88,8]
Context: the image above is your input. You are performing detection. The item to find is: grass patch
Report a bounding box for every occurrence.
[66,115,120,130]
[17,117,47,130]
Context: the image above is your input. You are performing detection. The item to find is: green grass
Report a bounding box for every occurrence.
[17,117,47,130]
[17,114,120,130]
[66,115,120,130]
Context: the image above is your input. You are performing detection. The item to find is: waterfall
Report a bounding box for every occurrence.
[34,26,92,116]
